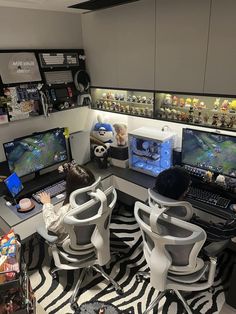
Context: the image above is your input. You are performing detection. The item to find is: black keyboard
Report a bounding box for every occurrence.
[32,180,66,203]
[187,186,231,209]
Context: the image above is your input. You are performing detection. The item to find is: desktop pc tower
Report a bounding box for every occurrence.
[69,130,91,165]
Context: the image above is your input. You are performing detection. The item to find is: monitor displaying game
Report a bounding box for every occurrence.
[182,128,236,177]
[3,128,68,177]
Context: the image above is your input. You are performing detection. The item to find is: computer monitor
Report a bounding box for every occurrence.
[181,128,236,177]
[3,128,68,178]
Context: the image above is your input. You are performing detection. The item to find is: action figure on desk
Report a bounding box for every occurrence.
[153,167,236,242]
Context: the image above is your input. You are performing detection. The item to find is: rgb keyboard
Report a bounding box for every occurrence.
[187,186,230,209]
[32,180,66,203]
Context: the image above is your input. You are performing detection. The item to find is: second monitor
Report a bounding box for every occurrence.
[3,128,68,178]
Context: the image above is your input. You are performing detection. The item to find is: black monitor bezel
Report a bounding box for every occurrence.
[3,127,68,178]
[181,128,236,178]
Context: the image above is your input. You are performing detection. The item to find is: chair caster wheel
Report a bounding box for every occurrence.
[116,288,123,295]
[70,302,79,311]
[50,271,58,280]
[136,274,143,283]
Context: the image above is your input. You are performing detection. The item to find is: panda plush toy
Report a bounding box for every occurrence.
[94,145,108,169]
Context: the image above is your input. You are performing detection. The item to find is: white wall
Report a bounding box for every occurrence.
[0,7,89,162]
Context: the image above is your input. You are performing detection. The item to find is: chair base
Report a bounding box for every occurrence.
[50,264,123,311]
[136,272,193,314]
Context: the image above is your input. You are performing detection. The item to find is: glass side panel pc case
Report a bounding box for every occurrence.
[128,127,175,177]
[91,88,154,118]
[155,92,236,131]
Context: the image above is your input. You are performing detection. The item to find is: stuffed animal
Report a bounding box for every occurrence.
[94,145,108,169]
[91,115,113,148]
[113,123,127,146]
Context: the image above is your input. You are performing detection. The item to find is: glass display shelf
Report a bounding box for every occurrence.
[155,92,236,131]
[91,87,154,118]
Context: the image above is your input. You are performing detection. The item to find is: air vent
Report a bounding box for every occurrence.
[69,0,139,11]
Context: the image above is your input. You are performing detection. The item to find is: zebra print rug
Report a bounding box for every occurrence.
[24,209,233,314]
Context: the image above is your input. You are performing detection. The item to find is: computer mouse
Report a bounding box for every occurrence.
[230,204,236,212]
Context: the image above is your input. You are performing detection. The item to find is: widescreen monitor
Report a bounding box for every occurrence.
[182,128,236,177]
[3,128,68,177]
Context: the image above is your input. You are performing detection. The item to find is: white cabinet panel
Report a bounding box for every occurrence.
[115,0,155,90]
[155,0,210,93]
[204,0,236,95]
[82,0,155,89]
[82,9,118,87]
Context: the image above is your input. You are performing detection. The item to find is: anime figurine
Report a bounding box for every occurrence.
[141,96,147,103]
[120,94,125,101]
[127,95,132,102]
[192,98,199,109]
[163,94,172,106]
[188,106,194,122]
[140,108,145,116]
[172,96,178,106]
[203,113,209,124]
[144,107,149,116]
[185,98,192,107]
[132,95,137,102]
[102,93,107,99]
[176,110,181,121]
[212,113,219,126]
[171,109,177,119]
[220,114,226,127]
[125,105,130,114]
[221,99,229,112]
[214,98,220,110]
[179,98,185,107]
[215,174,226,188]
[113,123,128,146]
[136,95,142,103]
[229,100,236,113]
[203,171,213,183]
[194,111,202,124]
[227,116,236,128]
[199,101,206,109]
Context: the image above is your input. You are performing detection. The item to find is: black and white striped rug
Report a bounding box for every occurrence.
[24,209,232,314]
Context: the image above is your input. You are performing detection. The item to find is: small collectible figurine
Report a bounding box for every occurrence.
[227,115,236,128]
[102,93,107,99]
[212,113,219,126]
[199,101,206,109]
[144,107,149,116]
[127,95,132,102]
[140,108,145,116]
[214,98,220,110]
[141,96,147,103]
[185,98,192,107]
[229,100,236,113]
[203,113,209,124]
[215,174,226,188]
[172,96,178,106]
[120,94,125,101]
[192,98,199,109]
[176,110,181,121]
[136,95,142,103]
[163,94,172,106]
[132,95,137,102]
[221,99,229,112]
[171,109,177,119]
[194,111,202,124]
[113,123,128,146]
[179,98,185,107]
[203,171,213,183]
[188,106,194,123]
[220,114,226,127]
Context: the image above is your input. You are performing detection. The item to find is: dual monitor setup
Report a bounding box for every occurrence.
[3,126,236,206]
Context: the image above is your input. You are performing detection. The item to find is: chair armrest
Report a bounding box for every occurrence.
[203,239,229,257]
[36,224,58,244]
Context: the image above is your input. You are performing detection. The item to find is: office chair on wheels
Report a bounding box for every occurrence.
[134,201,221,314]
[37,178,123,311]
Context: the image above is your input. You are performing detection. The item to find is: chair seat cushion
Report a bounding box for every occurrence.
[168,263,208,284]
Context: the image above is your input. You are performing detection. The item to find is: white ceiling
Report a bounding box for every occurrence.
[0,0,88,13]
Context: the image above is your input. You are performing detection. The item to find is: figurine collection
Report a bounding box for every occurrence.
[94,91,153,118]
[158,94,236,129]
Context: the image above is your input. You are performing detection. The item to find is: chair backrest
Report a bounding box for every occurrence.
[148,188,193,221]
[62,177,117,265]
[134,201,206,291]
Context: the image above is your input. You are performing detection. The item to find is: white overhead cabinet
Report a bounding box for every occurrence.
[114,0,155,90]
[82,0,155,90]
[155,0,211,93]
[204,0,236,95]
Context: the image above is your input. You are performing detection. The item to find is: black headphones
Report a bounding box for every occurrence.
[74,70,90,93]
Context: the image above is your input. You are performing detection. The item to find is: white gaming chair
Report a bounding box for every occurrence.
[148,188,194,221]
[134,201,218,314]
[37,177,122,311]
